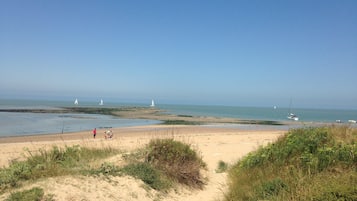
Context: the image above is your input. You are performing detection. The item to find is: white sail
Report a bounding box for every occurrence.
[74,98,79,105]
[99,99,103,106]
[150,99,155,107]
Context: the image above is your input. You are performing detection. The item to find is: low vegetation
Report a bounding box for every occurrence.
[0,145,119,193]
[97,138,207,190]
[216,160,229,173]
[1,138,206,199]
[161,119,202,125]
[224,126,357,201]
[146,138,207,188]
[120,162,172,190]
[5,187,54,201]
[4,124,356,200]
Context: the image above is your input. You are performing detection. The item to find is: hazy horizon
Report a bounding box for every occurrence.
[1,1,356,110]
[1,97,356,111]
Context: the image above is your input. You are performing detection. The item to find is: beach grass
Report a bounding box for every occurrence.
[120,162,172,191]
[0,145,120,193]
[224,126,357,201]
[0,135,207,199]
[5,187,54,201]
[94,138,207,191]
[146,138,207,189]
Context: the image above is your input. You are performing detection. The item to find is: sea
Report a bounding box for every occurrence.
[0,99,356,137]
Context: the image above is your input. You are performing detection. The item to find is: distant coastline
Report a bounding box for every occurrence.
[1,100,357,137]
[2,106,356,127]
[0,106,285,126]
[1,99,356,122]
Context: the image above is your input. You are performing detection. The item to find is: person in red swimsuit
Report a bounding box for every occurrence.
[93,128,97,139]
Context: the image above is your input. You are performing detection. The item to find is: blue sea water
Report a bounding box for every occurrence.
[0,112,160,137]
[159,104,357,123]
[0,99,160,137]
[0,99,356,137]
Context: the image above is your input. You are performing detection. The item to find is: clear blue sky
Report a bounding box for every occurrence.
[1,1,356,109]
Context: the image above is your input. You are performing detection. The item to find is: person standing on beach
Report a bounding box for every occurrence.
[93,128,97,138]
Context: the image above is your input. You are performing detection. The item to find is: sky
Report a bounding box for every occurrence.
[1,0,357,109]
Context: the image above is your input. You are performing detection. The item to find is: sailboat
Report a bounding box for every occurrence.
[287,99,298,121]
[150,99,155,107]
[99,99,104,106]
[74,98,79,105]
[287,113,299,121]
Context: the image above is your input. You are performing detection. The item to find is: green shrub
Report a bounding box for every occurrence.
[99,162,119,174]
[256,177,288,198]
[216,160,228,173]
[146,138,206,188]
[0,161,34,191]
[119,139,207,190]
[225,126,357,201]
[120,162,171,190]
[239,127,336,171]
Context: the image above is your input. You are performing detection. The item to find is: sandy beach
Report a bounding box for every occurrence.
[0,125,285,200]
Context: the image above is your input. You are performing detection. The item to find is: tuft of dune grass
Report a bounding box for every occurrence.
[224,126,357,201]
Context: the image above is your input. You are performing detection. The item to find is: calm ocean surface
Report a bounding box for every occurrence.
[0,99,356,137]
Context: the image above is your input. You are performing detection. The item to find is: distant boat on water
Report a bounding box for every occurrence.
[74,98,79,105]
[287,99,299,121]
[99,99,104,106]
[150,99,155,107]
[288,113,299,121]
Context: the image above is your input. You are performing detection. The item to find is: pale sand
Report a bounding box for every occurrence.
[0,125,285,201]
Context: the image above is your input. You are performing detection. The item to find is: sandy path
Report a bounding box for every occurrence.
[0,125,285,201]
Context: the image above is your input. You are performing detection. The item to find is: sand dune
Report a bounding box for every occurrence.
[0,125,285,200]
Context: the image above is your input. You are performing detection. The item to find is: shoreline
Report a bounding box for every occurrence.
[0,124,286,165]
[0,106,289,137]
[0,124,288,144]
[0,106,344,140]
